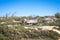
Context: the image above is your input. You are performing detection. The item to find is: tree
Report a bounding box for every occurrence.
[55,13,60,27]
[55,19,60,27]
[55,13,60,18]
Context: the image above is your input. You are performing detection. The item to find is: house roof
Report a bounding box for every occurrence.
[26,19,38,23]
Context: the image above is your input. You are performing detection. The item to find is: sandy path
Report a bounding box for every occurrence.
[52,29,60,40]
[52,29,60,34]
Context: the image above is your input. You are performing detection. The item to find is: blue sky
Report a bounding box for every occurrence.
[0,0,60,16]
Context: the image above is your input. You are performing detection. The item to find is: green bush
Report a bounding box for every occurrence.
[0,34,5,40]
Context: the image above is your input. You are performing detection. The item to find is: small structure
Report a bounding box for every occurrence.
[25,19,38,26]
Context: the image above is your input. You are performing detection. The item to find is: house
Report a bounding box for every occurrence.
[24,19,38,25]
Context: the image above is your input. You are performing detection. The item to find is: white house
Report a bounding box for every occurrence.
[24,19,38,25]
